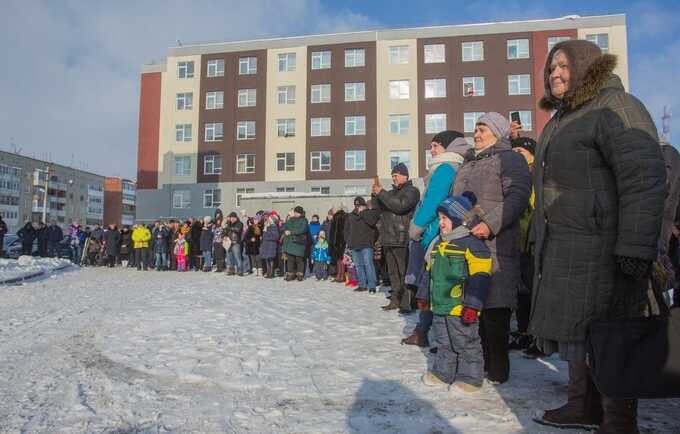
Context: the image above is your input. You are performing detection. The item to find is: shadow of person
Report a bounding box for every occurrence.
[346,378,461,434]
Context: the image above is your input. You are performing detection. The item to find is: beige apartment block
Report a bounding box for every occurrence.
[577,25,629,89]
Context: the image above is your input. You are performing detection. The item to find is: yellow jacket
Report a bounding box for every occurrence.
[132,226,151,249]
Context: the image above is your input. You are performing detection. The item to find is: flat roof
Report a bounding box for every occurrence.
[0,149,106,179]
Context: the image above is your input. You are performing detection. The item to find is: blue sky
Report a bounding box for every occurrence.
[0,0,678,179]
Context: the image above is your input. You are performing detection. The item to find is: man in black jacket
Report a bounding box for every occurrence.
[344,196,381,292]
[372,163,420,312]
[47,220,63,257]
[0,216,7,258]
[225,212,244,275]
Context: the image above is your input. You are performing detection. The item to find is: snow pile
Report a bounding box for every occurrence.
[0,256,72,283]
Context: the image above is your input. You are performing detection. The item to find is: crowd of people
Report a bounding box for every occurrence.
[3,40,679,434]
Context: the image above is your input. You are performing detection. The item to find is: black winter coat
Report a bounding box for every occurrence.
[244,225,261,256]
[200,226,214,252]
[120,230,132,255]
[224,220,244,244]
[344,208,381,250]
[47,225,63,243]
[373,180,420,247]
[328,211,347,262]
[17,224,37,247]
[152,227,170,254]
[105,229,121,256]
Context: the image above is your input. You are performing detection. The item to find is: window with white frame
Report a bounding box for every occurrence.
[507,39,530,59]
[389,114,410,135]
[278,52,296,72]
[236,121,256,140]
[203,154,222,175]
[586,33,609,53]
[176,92,193,110]
[277,119,296,137]
[389,46,409,64]
[464,112,485,133]
[175,124,192,142]
[389,150,411,170]
[172,190,191,208]
[311,51,331,69]
[206,59,224,77]
[239,56,257,74]
[205,122,224,141]
[174,156,191,176]
[345,116,366,136]
[508,110,533,131]
[310,151,331,171]
[425,114,446,134]
[344,82,365,102]
[462,41,484,61]
[462,76,485,97]
[277,86,296,104]
[425,79,446,98]
[235,187,255,206]
[177,61,194,78]
[203,189,222,208]
[206,91,224,109]
[389,80,410,99]
[424,44,446,63]
[508,74,531,95]
[311,186,330,194]
[548,36,571,51]
[276,152,295,172]
[344,185,368,195]
[236,154,255,174]
[345,150,366,171]
[344,48,365,67]
[237,88,256,107]
[310,117,331,137]
[310,84,331,103]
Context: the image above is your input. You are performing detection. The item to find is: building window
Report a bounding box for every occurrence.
[205,91,224,110]
[236,121,256,140]
[174,156,191,176]
[310,84,331,103]
[462,41,484,62]
[389,150,411,170]
[177,61,194,78]
[344,82,366,102]
[310,151,331,172]
[425,79,446,98]
[424,44,445,63]
[345,116,366,136]
[548,36,571,51]
[277,119,296,137]
[345,48,365,67]
[508,74,531,95]
[235,187,255,206]
[237,89,257,107]
[507,39,530,59]
[277,86,296,104]
[425,114,446,134]
[464,112,485,133]
[205,122,224,141]
[176,92,193,110]
[310,117,331,137]
[276,187,296,193]
[239,56,257,74]
[389,46,409,64]
[207,59,224,77]
[278,52,296,72]
[172,190,191,208]
[345,150,366,171]
[462,76,485,97]
[311,186,330,194]
[311,51,331,69]
[175,124,192,142]
[344,185,368,195]
[203,189,222,208]
[276,153,295,172]
[236,154,256,174]
[586,33,609,53]
[389,80,410,99]
[389,114,410,135]
[509,110,533,131]
[203,154,222,175]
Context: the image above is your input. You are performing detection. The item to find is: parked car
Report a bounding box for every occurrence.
[5,237,38,259]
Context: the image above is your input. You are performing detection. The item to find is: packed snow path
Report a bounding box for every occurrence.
[0,269,678,433]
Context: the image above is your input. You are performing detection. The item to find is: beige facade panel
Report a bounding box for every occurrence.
[577,25,629,89]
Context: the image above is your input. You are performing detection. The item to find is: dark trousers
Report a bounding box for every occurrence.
[213,243,225,272]
[517,251,534,333]
[517,293,532,333]
[134,248,148,270]
[384,246,410,310]
[335,259,345,281]
[48,241,59,257]
[38,241,48,257]
[313,262,328,279]
[432,315,484,386]
[287,254,305,276]
[480,307,512,383]
[107,254,116,267]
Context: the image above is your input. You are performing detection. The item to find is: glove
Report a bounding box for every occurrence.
[616,256,651,280]
[416,298,429,311]
[461,307,479,325]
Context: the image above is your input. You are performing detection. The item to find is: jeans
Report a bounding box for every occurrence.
[227,243,242,272]
[351,247,377,290]
[155,252,167,269]
[71,244,82,264]
[242,249,251,273]
[202,250,212,269]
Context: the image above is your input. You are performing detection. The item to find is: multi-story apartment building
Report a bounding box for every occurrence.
[103,177,137,227]
[136,14,629,219]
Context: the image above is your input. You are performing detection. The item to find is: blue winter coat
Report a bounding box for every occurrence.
[260,224,280,259]
[308,222,321,242]
[412,163,457,248]
[312,239,330,263]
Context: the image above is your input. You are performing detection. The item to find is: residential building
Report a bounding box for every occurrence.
[104,177,137,227]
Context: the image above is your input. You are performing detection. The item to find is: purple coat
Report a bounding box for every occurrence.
[260,224,280,259]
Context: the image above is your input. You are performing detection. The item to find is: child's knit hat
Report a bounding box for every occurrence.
[436,192,477,225]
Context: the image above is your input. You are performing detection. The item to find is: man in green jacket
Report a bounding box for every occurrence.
[283,206,309,281]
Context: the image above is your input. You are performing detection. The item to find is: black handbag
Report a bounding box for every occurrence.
[586,284,680,399]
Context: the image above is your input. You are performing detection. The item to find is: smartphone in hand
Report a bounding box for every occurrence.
[511,111,522,125]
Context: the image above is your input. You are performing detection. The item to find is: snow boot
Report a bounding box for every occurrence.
[285,272,295,281]
[401,327,429,347]
[534,361,602,430]
[296,272,304,281]
[353,286,367,292]
[451,381,482,394]
[226,267,235,276]
[382,298,400,310]
[595,399,639,434]
[421,372,448,387]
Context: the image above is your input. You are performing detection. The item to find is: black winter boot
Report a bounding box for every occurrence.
[381,297,400,311]
[401,327,429,347]
[595,398,639,434]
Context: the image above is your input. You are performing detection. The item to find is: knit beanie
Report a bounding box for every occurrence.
[436,192,477,225]
[294,205,304,215]
[354,196,367,207]
[447,136,472,156]
[431,130,464,148]
[391,162,409,178]
[477,112,510,140]
[511,137,537,156]
[228,211,238,218]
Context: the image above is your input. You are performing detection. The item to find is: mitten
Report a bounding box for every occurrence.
[416,298,429,311]
[616,256,651,280]
[461,307,479,325]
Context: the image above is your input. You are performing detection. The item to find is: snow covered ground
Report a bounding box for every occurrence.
[0,268,678,434]
[0,256,73,283]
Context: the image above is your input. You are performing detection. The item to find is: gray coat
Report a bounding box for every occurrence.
[452,140,531,310]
